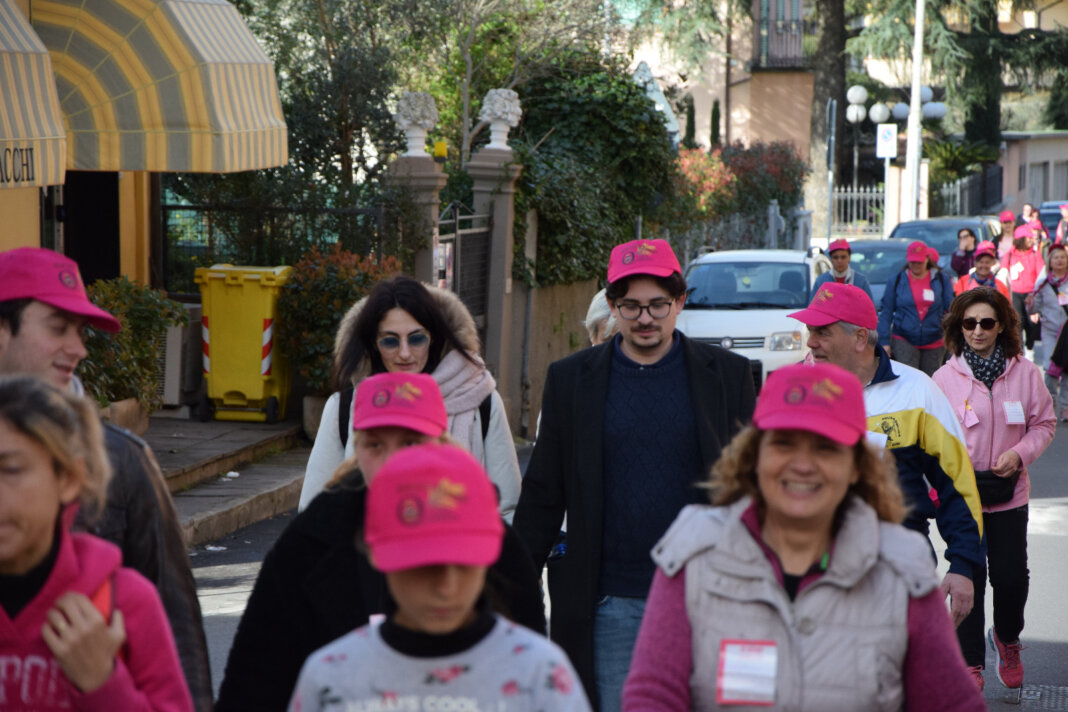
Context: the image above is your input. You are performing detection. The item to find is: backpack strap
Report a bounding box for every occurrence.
[479,393,492,442]
[338,386,354,448]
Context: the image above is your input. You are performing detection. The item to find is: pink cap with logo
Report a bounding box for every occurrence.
[1013,224,1033,240]
[365,444,504,572]
[906,241,928,262]
[974,240,997,260]
[753,362,867,445]
[607,239,682,283]
[1000,210,1016,223]
[0,247,120,332]
[351,372,447,437]
[827,239,850,254]
[789,282,877,330]
[1028,219,1044,231]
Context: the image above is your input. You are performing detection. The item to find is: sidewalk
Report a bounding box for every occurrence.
[142,416,306,547]
[144,414,535,548]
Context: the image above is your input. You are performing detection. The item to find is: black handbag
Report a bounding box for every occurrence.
[973,469,1019,505]
[1048,281,1068,368]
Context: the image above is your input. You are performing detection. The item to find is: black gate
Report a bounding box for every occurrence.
[437,202,491,327]
[161,201,384,295]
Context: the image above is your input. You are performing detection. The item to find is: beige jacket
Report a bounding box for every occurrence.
[654,497,939,711]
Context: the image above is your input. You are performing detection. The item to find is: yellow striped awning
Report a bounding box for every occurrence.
[0,0,66,188]
[32,0,288,173]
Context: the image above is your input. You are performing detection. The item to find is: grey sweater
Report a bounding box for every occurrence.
[288,615,591,712]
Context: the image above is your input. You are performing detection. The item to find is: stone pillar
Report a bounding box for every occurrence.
[387,158,446,282]
[388,92,445,283]
[469,89,523,425]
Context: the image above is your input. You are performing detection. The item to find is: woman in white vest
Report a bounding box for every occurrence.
[622,362,982,711]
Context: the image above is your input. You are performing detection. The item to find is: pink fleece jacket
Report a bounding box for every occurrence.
[0,530,193,712]
[932,354,1056,513]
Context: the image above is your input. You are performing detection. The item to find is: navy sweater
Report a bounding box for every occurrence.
[599,334,704,597]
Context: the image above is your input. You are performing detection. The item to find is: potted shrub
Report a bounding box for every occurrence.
[80,278,189,434]
[276,245,401,438]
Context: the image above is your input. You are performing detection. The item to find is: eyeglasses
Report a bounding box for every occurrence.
[615,300,674,320]
[962,318,998,331]
[377,332,431,351]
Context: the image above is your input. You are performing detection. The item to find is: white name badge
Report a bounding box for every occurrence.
[866,431,889,449]
[717,640,777,706]
[1058,293,1068,306]
[922,288,935,302]
[1003,401,1026,425]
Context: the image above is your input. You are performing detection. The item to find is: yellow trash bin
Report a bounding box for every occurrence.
[194,265,292,423]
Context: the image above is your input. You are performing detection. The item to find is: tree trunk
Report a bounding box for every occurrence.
[805,0,847,238]
[961,5,1001,149]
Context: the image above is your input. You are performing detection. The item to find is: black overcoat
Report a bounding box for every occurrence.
[513,333,756,705]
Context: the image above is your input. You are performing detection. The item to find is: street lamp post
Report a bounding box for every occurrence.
[891,87,946,221]
[846,86,868,193]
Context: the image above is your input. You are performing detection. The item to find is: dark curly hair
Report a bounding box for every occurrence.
[331,276,477,390]
[941,287,1021,359]
[605,272,687,301]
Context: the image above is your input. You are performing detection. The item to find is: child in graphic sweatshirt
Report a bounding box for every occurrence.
[0,376,191,711]
[288,443,589,712]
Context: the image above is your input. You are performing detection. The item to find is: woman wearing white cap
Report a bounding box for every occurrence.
[622,362,982,711]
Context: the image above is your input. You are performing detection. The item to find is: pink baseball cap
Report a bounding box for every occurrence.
[0,247,120,332]
[352,372,447,437]
[927,247,940,264]
[607,239,682,284]
[1013,224,1033,240]
[789,282,877,330]
[753,362,867,445]
[1028,219,1044,231]
[827,239,850,254]
[974,240,997,260]
[906,241,927,262]
[1059,203,1068,210]
[365,444,504,572]
[999,210,1016,223]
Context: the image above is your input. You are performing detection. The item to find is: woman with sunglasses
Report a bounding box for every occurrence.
[932,288,1055,692]
[298,275,522,520]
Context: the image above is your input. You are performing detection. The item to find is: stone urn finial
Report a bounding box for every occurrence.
[479,89,522,150]
[395,92,439,157]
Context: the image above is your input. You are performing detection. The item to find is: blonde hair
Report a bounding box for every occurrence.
[706,425,907,524]
[325,428,459,489]
[0,376,111,521]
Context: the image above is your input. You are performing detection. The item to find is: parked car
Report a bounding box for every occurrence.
[678,249,832,390]
[1038,201,1065,237]
[844,238,913,310]
[888,215,1002,278]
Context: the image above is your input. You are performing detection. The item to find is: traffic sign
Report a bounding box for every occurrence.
[876,123,898,159]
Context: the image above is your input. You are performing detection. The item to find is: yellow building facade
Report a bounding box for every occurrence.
[0,0,287,284]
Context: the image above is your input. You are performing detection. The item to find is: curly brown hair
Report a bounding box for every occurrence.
[941,287,1021,358]
[705,426,906,524]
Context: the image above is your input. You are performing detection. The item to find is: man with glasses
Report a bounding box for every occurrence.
[790,282,983,633]
[515,238,755,712]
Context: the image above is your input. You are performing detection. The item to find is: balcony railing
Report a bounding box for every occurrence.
[755,18,815,69]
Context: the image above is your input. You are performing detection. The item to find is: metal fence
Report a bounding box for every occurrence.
[162,202,383,295]
[436,202,491,328]
[933,164,1004,217]
[831,185,884,236]
[675,204,813,263]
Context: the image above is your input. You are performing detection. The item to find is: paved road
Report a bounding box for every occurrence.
[193,437,1068,708]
